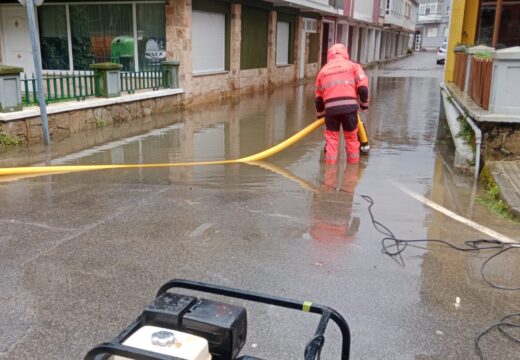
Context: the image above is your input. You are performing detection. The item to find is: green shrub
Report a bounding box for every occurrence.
[0,131,22,152]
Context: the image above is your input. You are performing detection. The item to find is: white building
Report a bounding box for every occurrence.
[415,0,451,50]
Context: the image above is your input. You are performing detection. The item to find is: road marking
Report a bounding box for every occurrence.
[396,184,519,244]
[189,223,214,237]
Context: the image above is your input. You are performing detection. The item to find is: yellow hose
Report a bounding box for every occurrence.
[0,118,325,179]
[357,114,368,145]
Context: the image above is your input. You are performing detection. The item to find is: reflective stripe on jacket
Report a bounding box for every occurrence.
[315,44,369,117]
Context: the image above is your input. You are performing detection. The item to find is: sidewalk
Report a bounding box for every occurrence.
[486,161,520,219]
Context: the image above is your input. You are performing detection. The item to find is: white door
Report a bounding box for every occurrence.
[414,34,421,51]
[1,7,35,75]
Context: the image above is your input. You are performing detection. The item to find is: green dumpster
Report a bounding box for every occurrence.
[111,36,134,71]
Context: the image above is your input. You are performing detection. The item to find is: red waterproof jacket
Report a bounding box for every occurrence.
[315,44,369,118]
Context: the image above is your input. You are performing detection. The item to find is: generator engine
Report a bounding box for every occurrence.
[84,279,351,360]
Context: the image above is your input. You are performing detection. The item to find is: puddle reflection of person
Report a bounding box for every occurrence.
[310,161,363,242]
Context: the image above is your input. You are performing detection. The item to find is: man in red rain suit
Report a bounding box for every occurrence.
[315,43,369,164]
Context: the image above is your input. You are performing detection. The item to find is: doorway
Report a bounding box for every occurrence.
[1,7,34,75]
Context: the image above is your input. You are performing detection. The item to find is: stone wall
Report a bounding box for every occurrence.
[269,65,297,87]
[305,63,319,79]
[0,95,181,144]
[0,111,183,168]
[481,123,520,159]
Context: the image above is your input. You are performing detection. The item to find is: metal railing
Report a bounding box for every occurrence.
[120,68,164,94]
[21,71,97,105]
[20,65,168,107]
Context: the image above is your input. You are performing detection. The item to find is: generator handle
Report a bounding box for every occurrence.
[304,309,331,360]
[157,279,350,360]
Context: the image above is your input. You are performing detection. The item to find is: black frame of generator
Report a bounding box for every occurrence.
[84,279,351,360]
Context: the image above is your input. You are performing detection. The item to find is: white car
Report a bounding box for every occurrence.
[436,42,447,64]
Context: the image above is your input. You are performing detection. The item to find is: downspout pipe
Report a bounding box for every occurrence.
[440,83,482,181]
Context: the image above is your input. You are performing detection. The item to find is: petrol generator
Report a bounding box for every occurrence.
[84,279,350,360]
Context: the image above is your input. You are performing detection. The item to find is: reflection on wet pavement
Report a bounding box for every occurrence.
[0,53,518,360]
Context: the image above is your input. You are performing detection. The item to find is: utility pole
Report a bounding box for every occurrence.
[18,0,50,145]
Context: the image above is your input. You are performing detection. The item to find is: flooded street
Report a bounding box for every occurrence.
[0,53,519,359]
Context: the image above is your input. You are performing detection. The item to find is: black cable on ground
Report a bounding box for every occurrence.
[474,313,520,360]
[360,195,520,359]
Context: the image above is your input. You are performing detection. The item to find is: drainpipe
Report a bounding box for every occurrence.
[440,83,482,181]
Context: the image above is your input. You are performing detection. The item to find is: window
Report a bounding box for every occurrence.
[276,13,295,65]
[427,26,438,37]
[192,11,226,74]
[241,6,269,70]
[419,2,441,16]
[276,22,290,65]
[137,4,166,70]
[38,3,165,72]
[477,2,520,48]
[307,33,319,63]
[38,5,69,70]
[70,5,133,71]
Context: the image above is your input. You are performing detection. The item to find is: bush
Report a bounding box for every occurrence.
[0,131,22,152]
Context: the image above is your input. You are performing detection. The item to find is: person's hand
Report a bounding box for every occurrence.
[359,105,368,112]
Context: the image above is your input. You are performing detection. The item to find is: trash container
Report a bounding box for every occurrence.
[111,36,134,71]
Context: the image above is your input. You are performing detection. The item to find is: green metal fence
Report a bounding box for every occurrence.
[19,66,167,107]
[120,68,164,94]
[21,72,97,105]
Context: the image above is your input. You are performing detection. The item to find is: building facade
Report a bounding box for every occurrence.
[0,0,418,106]
[415,0,451,51]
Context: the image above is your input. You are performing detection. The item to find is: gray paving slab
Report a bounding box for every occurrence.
[487,160,520,219]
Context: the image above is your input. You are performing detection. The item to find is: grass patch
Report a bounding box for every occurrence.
[478,167,518,222]
[456,115,476,152]
[0,131,22,152]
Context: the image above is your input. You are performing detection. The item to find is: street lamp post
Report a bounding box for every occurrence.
[18,0,50,146]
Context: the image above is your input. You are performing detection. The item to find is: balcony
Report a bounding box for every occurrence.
[449,45,520,116]
[270,0,342,15]
[441,45,520,171]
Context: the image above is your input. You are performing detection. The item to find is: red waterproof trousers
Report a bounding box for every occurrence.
[324,112,360,164]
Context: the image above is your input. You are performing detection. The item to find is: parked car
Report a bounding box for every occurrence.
[436,42,447,64]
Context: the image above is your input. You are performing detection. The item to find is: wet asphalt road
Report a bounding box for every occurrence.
[0,53,519,360]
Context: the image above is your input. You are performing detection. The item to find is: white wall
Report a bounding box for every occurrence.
[384,0,418,32]
[353,0,374,23]
[287,0,343,15]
